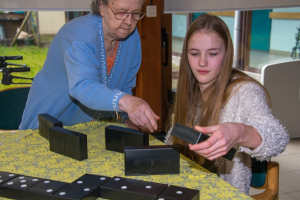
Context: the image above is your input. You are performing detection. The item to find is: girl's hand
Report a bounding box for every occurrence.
[189,123,261,160]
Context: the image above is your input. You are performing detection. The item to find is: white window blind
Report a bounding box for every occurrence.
[0,0,90,11]
[164,0,300,13]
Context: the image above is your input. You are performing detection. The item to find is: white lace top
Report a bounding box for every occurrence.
[165,81,289,194]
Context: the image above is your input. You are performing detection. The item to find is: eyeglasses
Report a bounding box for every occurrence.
[107,4,145,21]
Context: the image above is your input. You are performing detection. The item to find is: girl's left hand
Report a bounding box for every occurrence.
[189,123,260,160]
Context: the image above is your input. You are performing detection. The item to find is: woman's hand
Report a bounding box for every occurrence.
[119,94,160,132]
[189,123,262,160]
[124,118,149,132]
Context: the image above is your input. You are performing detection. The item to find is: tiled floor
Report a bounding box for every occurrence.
[249,138,300,200]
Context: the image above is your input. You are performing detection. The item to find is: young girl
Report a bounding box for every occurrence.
[165,14,289,194]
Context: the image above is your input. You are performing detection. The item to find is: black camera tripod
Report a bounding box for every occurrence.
[0,55,34,85]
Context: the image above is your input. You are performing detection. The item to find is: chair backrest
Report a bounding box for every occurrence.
[261,59,300,139]
[0,87,30,130]
[251,158,268,188]
[250,160,279,200]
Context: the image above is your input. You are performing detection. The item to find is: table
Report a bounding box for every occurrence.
[0,121,252,200]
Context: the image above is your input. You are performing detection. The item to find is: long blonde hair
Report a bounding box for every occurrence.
[169,14,269,162]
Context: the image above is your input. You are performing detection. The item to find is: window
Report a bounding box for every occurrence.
[171,8,300,88]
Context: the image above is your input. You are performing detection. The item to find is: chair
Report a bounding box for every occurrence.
[0,87,30,130]
[261,59,300,139]
[250,158,279,200]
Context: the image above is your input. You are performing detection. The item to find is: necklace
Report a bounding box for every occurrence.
[98,16,122,85]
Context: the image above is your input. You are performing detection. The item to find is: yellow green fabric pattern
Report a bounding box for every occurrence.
[0,121,252,199]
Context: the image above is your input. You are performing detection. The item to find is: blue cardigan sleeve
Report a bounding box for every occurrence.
[117,35,142,121]
[63,36,141,112]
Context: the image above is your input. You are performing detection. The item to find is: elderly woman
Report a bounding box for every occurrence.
[19,0,159,132]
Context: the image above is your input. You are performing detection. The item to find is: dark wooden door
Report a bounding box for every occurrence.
[135,0,172,132]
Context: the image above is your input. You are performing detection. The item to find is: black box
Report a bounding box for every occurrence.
[38,113,63,140]
[0,175,43,199]
[71,174,111,196]
[105,125,149,153]
[124,145,180,176]
[49,126,88,161]
[155,185,199,200]
[51,184,99,200]
[0,171,19,184]
[171,122,236,160]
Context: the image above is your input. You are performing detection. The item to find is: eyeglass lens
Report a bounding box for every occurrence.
[115,12,145,20]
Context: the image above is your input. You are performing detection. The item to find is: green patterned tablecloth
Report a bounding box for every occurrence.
[0,121,252,199]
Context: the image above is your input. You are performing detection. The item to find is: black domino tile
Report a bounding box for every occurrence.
[64,128,88,161]
[100,177,168,200]
[127,180,168,200]
[124,146,153,175]
[38,113,63,140]
[105,125,149,153]
[49,126,88,161]
[0,175,43,199]
[124,145,180,176]
[152,145,180,175]
[171,122,236,160]
[171,122,209,144]
[49,126,65,155]
[28,179,68,194]
[51,184,98,200]
[71,174,111,196]
[2,175,43,189]
[155,185,199,200]
[0,171,19,185]
[99,176,140,199]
